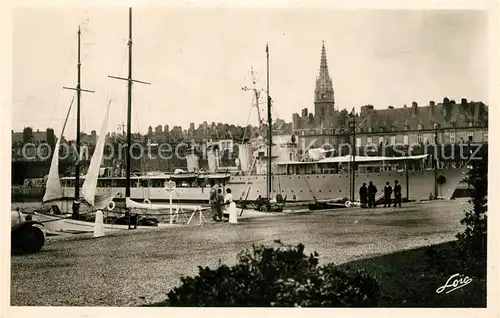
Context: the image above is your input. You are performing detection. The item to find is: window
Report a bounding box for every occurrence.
[424,136,429,144]
[417,124,423,130]
[468,131,474,142]
[403,135,409,145]
[390,136,396,145]
[450,132,456,143]
[356,138,361,147]
[289,153,293,160]
[417,134,423,143]
[367,137,373,145]
[378,137,384,145]
[484,131,488,142]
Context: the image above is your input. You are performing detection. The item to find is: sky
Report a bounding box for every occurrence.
[12,8,488,138]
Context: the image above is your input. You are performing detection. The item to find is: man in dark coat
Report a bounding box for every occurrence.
[368,181,377,208]
[383,181,393,207]
[209,186,219,221]
[393,180,402,207]
[359,183,368,208]
[216,188,225,220]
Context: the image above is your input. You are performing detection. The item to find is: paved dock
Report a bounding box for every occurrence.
[10,199,471,306]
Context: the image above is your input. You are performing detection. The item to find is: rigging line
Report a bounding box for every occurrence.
[241,97,254,142]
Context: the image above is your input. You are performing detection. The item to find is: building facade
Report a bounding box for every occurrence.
[292,42,488,153]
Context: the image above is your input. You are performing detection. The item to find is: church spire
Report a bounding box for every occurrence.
[319,41,330,82]
[314,41,335,118]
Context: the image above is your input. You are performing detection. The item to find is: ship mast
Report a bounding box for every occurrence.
[109,7,150,200]
[63,26,95,220]
[241,67,265,133]
[266,44,272,201]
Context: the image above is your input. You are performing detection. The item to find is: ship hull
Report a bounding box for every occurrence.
[57,168,468,204]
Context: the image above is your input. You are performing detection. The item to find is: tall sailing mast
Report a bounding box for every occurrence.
[266,44,272,201]
[63,26,95,220]
[109,7,150,202]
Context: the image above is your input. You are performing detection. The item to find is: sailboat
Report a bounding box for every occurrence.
[108,8,205,215]
[36,101,140,233]
[256,44,284,212]
[33,12,181,233]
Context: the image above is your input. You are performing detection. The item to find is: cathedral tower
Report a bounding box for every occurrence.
[314,41,335,118]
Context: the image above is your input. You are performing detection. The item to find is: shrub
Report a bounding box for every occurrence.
[165,242,379,307]
[426,153,488,278]
[454,155,487,277]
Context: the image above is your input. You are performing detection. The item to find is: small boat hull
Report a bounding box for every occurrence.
[34,212,166,235]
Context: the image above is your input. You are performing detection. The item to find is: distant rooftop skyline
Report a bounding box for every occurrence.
[12,8,488,139]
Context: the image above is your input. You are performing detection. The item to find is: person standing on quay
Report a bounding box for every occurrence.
[359,183,368,208]
[216,188,225,221]
[393,180,402,207]
[383,181,393,207]
[209,185,219,221]
[225,188,238,224]
[368,181,377,208]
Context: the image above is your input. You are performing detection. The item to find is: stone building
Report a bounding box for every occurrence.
[292,42,489,152]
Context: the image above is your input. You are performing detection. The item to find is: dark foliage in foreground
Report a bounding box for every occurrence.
[164,242,379,307]
[426,153,487,278]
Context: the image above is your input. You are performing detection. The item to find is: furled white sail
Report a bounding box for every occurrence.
[82,101,111,207]
[43,98,74,203]
[125,197,204,211]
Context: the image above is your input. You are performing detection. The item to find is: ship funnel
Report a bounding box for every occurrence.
[207,149,217,173]
[238,144,252,173]
[186,153,199,172]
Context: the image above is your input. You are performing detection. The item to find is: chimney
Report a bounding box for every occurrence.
[430,100,435,114]
[360,105,374,116]
[388,105,394,109]
[461,98,467,105]
[302,108,308,117]
[412,101,418,114]
[474,102,483,122]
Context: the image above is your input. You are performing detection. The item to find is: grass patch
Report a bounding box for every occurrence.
[340,242,486,307]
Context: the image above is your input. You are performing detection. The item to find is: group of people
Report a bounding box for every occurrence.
[359,180,402,208]
[209,185,237,223]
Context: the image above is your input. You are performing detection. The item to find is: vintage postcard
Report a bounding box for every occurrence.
[2,0,498,317]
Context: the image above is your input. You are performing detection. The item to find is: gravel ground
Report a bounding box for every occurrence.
[10,199,471,307]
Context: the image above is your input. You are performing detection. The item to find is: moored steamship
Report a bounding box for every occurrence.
[57,140,468,205]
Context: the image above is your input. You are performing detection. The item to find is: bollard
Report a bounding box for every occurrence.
[93,210,105,238]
